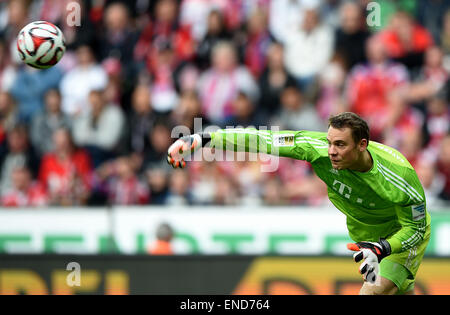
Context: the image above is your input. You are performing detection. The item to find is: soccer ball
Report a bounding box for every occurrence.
[16,21,66,69]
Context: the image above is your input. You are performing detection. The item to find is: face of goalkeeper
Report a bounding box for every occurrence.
[327,112,372,172]
[327,126,369,170]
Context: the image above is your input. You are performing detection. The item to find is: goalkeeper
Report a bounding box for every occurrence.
[167,112,431,295]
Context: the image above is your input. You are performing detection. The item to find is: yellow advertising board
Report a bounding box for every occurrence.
[0,255,449,295]
[233,257,450,295]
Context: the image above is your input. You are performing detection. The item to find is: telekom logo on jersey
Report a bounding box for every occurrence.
[332,179,376,207]
[332,180,352,199]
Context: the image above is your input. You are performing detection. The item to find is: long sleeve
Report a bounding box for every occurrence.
[209,128,328,163]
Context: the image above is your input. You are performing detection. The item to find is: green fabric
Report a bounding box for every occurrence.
[379,223,431,293]
[210,128,431,255]
[368,0,418,32]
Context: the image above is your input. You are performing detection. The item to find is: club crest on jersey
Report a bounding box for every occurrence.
[273,134,295,147]
[412,204,425,221]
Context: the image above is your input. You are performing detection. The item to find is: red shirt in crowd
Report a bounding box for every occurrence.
[346,62,410,139]
[378,24,434,58]
[38,150,92,198]
[106,176,150,205]
[1,182,48,207]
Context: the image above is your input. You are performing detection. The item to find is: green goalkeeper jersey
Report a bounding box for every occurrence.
[209,128,431,254]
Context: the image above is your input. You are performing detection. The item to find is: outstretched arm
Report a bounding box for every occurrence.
[167,127,328,168]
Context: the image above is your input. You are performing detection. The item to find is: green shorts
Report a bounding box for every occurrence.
[379,224,431,294]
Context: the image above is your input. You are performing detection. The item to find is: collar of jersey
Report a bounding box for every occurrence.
[348,145,377,175]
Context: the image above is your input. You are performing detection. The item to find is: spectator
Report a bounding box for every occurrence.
[30,88,71,157]
[407,45,449,104]
[195,9,232,70]
[378,11,434,70]
[282,5,334,90]
[97,156,149,205]
[102,57,123,108]
[0,0,29,48]
[269,0,314,43]
[179,0,215,42]
[416,159,446,208]
[1,166,47,207]
[272,85,326,131]
[258,42,297,117]
[0,124,39,193]
[179,0,260,42]
[166,168,192,205]
[96,2,142,112]
[146,164,170,205]
[35,0,67,25]
[60,44,108,116]
[241,8,274,78]
[416,0,450,45]
[234,159,266,206]
[441,9,450,57]
[148,222,174,255]
[437,134,450,201]
[274,156,328,205]
[316,54,347,121]
[395,125,425,168]
[364,0,417,33]
[197,40,259,126]
[261,176,286,206]
[0,91,18,148]
[144,119,173,167]
[38,0,97,54]
[212,175,240,205]
[173,62,201,93]
[72,89,125,168]
[334,1,370,70]
[0,39,18,91]
[127,84,156,154]
[421,91,450,160]
[189,160,220,205]
[170,90,210,134]
[134,0,195,67]
[225,91,266,128]
[10,64,63,122]
[147,41,180,114]
[181,0,248,34]
[38,128,92,206]
[345,35,411,142]
[98,2,140,67]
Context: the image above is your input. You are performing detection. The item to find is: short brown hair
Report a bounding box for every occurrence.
[328,112,370,145]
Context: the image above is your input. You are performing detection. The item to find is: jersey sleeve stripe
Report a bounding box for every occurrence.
[376,164,422,203]
[295,141,328,149]
[218,129,272,142]
[401,227,426,250]
[377,162,423,202]
[296,136,327,145]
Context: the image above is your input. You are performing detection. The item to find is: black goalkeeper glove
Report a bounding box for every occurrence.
[347,239,391,283]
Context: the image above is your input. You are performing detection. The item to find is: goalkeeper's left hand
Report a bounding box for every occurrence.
[347,239,391,284]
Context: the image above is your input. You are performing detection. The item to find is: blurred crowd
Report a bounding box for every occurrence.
[0,0,449,209]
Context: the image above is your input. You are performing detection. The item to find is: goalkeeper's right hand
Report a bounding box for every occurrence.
[167,134,202,168]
